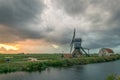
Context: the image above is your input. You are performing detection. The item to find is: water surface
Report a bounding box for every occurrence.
[0,60,120,80]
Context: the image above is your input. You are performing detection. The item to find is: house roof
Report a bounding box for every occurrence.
[103,48,114,53]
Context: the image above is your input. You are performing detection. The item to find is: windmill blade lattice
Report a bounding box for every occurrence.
[70,28,76,53]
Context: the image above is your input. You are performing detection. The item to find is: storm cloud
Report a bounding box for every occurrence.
[0,0,120,53]
[0,0,44,26]
[51,0,120,49]
[0,0,46,43]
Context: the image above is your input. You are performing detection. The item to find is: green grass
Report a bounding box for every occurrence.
[0,54,62,62]
[0,54,120,73]
[106,74,120,80]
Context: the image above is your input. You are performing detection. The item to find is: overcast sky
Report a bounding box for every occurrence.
[0,0,120,53]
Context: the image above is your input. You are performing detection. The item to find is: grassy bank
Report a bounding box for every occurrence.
[107,74,120,80]
[0,54,120,73]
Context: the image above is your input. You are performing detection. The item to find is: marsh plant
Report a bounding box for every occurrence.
[107,74,120,80]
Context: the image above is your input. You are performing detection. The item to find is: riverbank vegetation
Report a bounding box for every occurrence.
[107,74,120,80]
[0,54,120,73]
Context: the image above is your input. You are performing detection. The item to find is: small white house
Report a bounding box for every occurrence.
[98,48,114,56]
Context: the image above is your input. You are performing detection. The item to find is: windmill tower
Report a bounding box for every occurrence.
[70,28,89,57]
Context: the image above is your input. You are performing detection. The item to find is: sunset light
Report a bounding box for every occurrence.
[0,44,19,51]
[52,44,59,49]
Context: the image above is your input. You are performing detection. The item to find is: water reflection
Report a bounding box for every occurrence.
[0,60,120,80]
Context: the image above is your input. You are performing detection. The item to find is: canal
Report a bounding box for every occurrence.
[0,60,120,80]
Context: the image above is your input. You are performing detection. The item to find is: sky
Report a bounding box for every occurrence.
[0,0,120,54]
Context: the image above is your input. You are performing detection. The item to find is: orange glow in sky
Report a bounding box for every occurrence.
[52,44,59,49]
[0,44,19,51]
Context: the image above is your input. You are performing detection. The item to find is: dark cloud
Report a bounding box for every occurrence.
[0,25,20,43]
[52,0,120,49]
[0,0,46,43]
[84,29,120,49]
[54,0,120,16]
[54,0,89,16]
[0,0,44,26]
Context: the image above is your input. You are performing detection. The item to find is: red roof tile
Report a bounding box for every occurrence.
[104,48,114,53]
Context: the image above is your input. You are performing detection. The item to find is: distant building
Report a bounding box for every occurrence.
[62,54,72,58]
[98,48,114,56]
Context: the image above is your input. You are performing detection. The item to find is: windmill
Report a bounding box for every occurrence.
[70,28,89,57]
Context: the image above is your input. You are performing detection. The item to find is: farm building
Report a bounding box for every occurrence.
[61,54,73,58]
[98,48,114,56]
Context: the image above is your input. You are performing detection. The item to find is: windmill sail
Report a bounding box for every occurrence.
[70,28,76,53]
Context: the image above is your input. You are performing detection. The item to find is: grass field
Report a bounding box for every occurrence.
[0,54,62,62]
[0,54,120,73]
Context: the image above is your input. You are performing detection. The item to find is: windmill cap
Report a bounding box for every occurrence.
[74,38,82,42]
